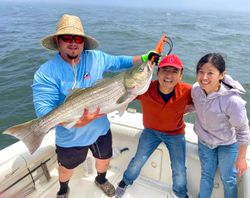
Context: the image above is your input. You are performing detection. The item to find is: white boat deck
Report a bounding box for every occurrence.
[25,162,173,198]
[0,134,176,198]
[0,110,249,198]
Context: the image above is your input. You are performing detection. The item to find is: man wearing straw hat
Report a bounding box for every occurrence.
[32,14,157,198]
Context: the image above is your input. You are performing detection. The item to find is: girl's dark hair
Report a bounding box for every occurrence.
[196,53,226,74]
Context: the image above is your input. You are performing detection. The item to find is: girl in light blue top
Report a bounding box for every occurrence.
[191,53,250,198]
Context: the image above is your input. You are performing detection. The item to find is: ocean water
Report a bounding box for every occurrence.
[0,1,250,149]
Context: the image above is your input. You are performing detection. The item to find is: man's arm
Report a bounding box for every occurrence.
[32,69,60,118]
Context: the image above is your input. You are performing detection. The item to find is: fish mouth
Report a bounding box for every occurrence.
[131,63,154,95]
[147,62,154,72]
[124,61,154,94]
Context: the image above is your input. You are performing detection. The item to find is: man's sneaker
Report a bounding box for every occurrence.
[57,187,70,198]
[95,179,115,197]
[115,185,128,198]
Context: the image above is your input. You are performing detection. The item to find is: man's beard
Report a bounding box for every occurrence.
[67,54,78,60]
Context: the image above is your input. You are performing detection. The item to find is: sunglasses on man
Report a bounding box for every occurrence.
[59,35,84,44]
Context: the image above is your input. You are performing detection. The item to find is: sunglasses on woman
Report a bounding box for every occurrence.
[59,35,84,44]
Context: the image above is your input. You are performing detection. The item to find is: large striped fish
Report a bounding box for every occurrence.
[3,61,155,154]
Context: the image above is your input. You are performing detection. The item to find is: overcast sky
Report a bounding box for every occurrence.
[3,0,250,12]
[80,0,250,12]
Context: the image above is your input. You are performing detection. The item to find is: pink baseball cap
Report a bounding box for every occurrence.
[158,54,183,69]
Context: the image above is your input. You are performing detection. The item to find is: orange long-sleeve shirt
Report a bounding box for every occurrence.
[137,80,192,135]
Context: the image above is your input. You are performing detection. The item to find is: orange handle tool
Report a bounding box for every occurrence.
[155,33,167,54]
[150,33,168,64]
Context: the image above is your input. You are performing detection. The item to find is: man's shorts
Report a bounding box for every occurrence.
[56,129,112,169]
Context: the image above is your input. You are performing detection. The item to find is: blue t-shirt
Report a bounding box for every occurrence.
[32,50,133,147]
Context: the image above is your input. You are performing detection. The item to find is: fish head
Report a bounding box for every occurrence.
[124,61,154,95]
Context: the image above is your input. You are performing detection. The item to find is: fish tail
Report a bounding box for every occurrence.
[3,119,46,154]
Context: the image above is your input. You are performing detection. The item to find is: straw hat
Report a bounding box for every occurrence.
[41,14,99,51]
